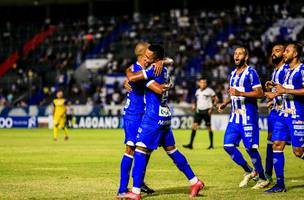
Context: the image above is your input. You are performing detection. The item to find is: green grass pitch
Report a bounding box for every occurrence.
[0,128,303,200]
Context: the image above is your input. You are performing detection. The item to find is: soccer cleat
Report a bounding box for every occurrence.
[64,136,69,141]
[183,144,193,150]
[252,179,271,189]
[239,171,257,188]
[207,146,214,150]
[53,138,58,142]
[189,179,204,198]
[141,182,155,194]
[264,184,286,193]
[116,191,128,199]
[124,191,141,200]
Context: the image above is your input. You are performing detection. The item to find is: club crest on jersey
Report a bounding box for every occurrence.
[159,106,171,117]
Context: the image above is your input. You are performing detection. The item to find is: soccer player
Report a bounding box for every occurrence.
[52,90,69,141]
[183,78,218,150]
[117,42,155,198]
[218,47,269,189]
[265,43,304,193]
[263,44,288,183]
[124,44,204,200]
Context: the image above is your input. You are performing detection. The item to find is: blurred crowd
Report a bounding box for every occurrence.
[0,3,304,107]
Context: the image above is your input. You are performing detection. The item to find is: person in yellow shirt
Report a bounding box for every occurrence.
[53,90,69,141]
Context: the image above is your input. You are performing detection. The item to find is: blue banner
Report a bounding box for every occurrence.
[0,117,38,128]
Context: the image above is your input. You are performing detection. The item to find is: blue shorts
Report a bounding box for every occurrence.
[268,109,279,135]
[123,115,143,146]
[272,115,304,148]
[136,120,175,150]
[224,122,259,149]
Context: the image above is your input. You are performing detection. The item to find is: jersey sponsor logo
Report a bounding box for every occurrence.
[293,125,304,130]
[293,120,304,124]
[158,120,171,125]
[294,131,304,136]
[244,131,253,137]
[243,126,253,131]
[159,106,171,117]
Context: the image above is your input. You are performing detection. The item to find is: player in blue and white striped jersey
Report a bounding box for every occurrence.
[265,43,304,193]
[218,47,269,189]
[264,44,289,183]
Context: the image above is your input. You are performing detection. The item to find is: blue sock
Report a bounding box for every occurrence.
[167,149,195,180]
[265,142,273,176]
[273,151,285,187]
[224,146,252,173]
[132,150,148,189]
[246,148,266,180]
[142,154,151,185]
[118,154,133,193]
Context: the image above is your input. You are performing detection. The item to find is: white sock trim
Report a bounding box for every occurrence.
[166,148,178,155]
[132,187,141,194]
[273,150,283,153]
[301,153,304,159]
[135,149,147,154]
[124,153,134,159]
[189,176,198,185]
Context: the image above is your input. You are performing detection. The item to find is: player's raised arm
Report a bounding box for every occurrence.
[146,80,170,94]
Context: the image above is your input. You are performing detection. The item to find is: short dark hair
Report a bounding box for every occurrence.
[289,42,303,58]
[148,44,164,60]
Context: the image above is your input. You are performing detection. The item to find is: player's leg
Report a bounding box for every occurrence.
[242,124,269,189]
[183,112,202,149]
[60,117,69,140]
[117,145,135,196]
[265,110,276,181]
[204,111,213,149]
[126,122,160,198]
[162,129,204,197]
[265,117,289,193]
[53,118,59,141]
[223,123,256,188]
[118,118,138,196]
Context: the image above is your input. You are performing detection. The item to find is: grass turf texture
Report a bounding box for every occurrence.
[0,128,303,200]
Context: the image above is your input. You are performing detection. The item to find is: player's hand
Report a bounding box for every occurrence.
[217,103,227,113]
[264,92,277,100]
[163,57,174,65]
[275,84,286,94]
[124,79,132,92]
[153,60,163,76]
[265,81,275,89]
[228,88,241,96]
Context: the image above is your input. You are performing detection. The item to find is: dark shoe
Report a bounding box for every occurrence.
[141,182,155,194]
[264,184,286,193]
[207,146,214,150]
[183,144,193,149]
[64,136,69,141]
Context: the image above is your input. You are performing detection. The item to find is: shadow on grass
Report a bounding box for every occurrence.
[141,185,213,199]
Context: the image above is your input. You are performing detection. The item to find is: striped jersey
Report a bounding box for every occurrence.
[280,63,304,118]
[123,62,147,119]
[270,64,289,110]
[229,65,261,124]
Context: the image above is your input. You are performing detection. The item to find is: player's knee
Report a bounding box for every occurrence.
[272,141,284,151]
[223,146,234,154]
[135,146,148,153]
[292,148,303,158]
[125,145,135,155]
[164,145,176,152]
